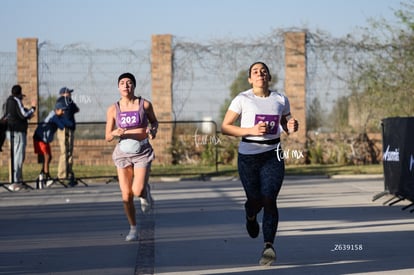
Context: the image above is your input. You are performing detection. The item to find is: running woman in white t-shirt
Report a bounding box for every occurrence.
[221,62,299,266]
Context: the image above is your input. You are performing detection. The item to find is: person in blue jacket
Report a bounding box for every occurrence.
[33,101,73,182]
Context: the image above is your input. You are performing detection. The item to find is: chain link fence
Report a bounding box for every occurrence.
[0,30,383,186]
[37,42,152,122]
[1,30,352,123]
[0,52,17,106]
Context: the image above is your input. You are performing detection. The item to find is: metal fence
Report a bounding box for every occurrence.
[0,120,230,188]
[0,52,17,105]
[0,31,369,189]
[1,31,352,123]
[37,42,153,122]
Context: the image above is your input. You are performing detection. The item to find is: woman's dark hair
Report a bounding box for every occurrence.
[248,61,271,81]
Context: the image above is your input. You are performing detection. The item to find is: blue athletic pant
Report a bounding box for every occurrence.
[238,149,284,244]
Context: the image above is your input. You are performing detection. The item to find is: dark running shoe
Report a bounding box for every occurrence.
[259,243,276,266]
[246,215,259,238]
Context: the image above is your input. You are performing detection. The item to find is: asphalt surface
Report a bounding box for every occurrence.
[1,175,414,275]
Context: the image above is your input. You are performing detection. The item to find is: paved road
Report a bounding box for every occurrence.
[1,175,413,275]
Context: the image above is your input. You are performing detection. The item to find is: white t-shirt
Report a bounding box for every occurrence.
[228,88,291,155]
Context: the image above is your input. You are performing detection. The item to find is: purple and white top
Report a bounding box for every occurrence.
[115,97,148,129]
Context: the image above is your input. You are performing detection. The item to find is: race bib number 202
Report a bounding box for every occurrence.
[119,111,140,128]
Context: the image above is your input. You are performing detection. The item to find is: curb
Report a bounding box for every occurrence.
[330,174,383,179]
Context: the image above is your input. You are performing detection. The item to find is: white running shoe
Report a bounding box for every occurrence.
[140,184,153,214]
[8,183,22,192]
[45,177,54,187]
[259,244,276,266]
[45,180,54,187]
[125,228,138,242]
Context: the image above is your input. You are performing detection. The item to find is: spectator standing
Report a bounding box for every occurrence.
[33,101,73,187]
[5,85,36,190]
[56,87,79,186]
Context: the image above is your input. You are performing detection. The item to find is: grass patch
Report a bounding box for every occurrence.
[0,163,383,183]
[285,164,383,176]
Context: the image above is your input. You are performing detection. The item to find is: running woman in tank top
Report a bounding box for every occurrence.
[221,62,299,266]
[105,72,159,242]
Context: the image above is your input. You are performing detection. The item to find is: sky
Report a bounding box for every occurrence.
[0,0,404,52]
[0,0,407,121]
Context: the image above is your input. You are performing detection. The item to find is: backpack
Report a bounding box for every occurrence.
[0,102,8,151]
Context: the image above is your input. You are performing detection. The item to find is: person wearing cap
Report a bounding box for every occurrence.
[5,84,36,189]
[105,72,158,242]
[33,101,73,186]
[55,87,79,184]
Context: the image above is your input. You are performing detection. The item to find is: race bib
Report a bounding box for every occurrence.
[255,114,280,135]
[119,111,140,128]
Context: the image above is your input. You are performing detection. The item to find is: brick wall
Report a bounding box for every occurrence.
[283,32,307,151]
[151,35,173,164]
[0,124,118,167]
[17,38,39,123]
[3,34,310,167]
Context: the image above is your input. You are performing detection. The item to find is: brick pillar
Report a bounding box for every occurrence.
[151,35,173,164]
[17,38,39,122]
[284,32,307,147]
